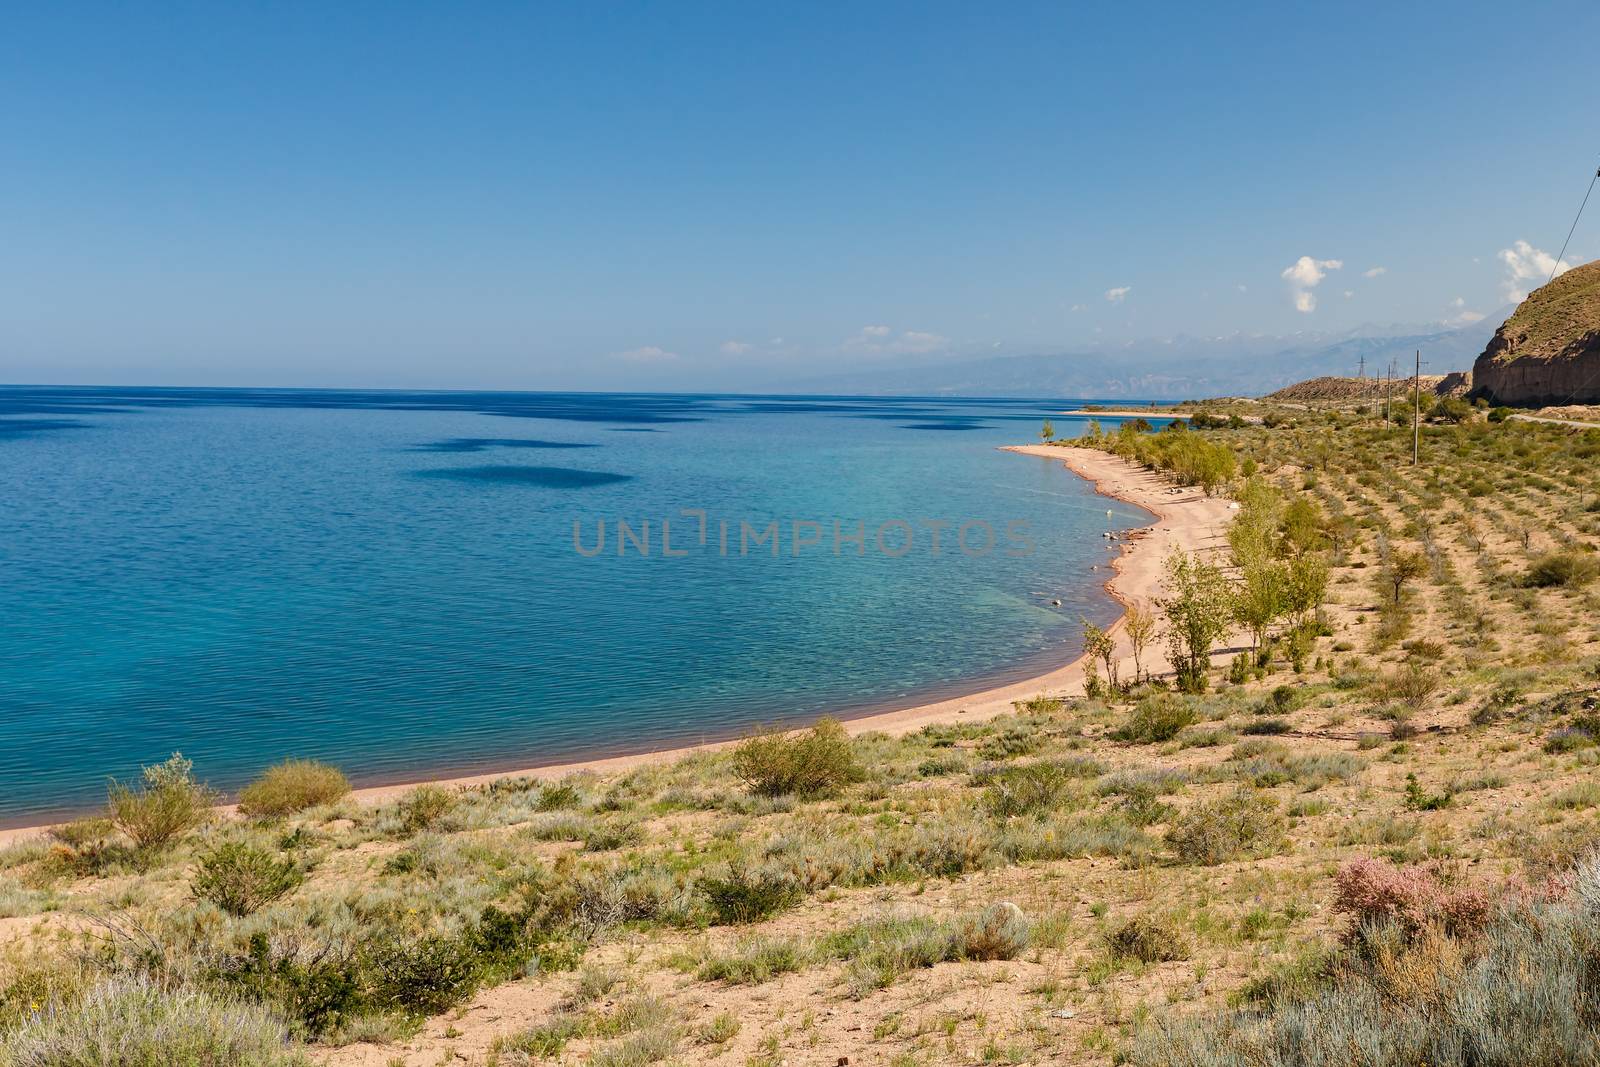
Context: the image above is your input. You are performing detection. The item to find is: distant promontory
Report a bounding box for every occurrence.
[1472,259,1600,406]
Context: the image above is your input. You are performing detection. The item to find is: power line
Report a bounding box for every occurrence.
[1550,164,1600,284]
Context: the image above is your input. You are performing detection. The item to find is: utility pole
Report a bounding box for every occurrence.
[1357,354,1366,380]
[1411,349,1425,466]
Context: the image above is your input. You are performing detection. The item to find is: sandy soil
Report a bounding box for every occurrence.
[0,447,1232,844]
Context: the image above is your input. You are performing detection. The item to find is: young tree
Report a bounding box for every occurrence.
[1160,550,1233,694]
[1124,602,1156,684]
[1080,618,1118,694]
[1233,558,1289,657]
[1386,550,1428,604]
[1281,497,1329,556]
[1040,418,1055,442]
[1285,552,1330,628]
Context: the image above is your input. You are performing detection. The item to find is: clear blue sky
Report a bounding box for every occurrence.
[3,1,1597,389]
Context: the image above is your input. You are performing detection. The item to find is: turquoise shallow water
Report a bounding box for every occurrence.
[0,388,1158,823]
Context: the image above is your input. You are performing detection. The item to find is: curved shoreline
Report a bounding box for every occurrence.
[0,446,1232,843]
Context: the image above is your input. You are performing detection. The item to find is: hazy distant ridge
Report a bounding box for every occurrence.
[794,317,1503,399]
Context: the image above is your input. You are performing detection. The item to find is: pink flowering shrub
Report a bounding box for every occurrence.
[1333,858,1492,940]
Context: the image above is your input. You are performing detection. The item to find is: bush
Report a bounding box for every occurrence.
[1126,857,1600,1066]
[695,937,808,984]
[1333,858,1490,941]
[0,977,304,1066]
[698,865,803,924]
[980,760,1094,818]
[107,753,214,851]
[1114,694,1199,744]
[730,718,863,797]
[192,841,305,916]
[1524,550,1600,588]
[1402,773,1452,812]
[1376,664,1440,709]
[948,902,1031,960]
[46,817,125,876]
[396,785,457,833]
[823,905,1032,997]
[1106,915,1190,963]
[1165,789,1285,865]
[237,760,350,817]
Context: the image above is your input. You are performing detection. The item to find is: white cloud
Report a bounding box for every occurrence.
[1069,303,1087,312]
[1282,256,1342,288]
[1445,297,1484,325]
[894,330,947,353]
[844,325,949,355]
[1281,255,1343,313]
[719,340,752,356]
[1363,266,1387,278]
[1236,284,1248,293]
[1499,239,1572,302]
[1105,286,1131,303]
[1343,290,1354,299]
[614,345,677,363]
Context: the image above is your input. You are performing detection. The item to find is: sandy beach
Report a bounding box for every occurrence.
[0,446,1232,843]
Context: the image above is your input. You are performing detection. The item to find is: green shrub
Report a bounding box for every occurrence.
[192,841,305,916]
[0,977,305,1066]
[396,785,457,833]
[107,753,214,851]
[976,725,1044,761]
[695,937,808,984]
[698,865,803,924]
[1114,694,1199,743]
[1165,789,1286,865]
[492,1013,586,1060]
[1402,773,1452,812]
[730,718,863,797]
[822,904,1031,997]
[979,760,1095,818]
[237,760,350,817]
[1524,551,1600,588]
[535,778,585,811]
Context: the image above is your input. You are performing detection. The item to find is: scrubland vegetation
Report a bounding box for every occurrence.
[4,402,1600,1064]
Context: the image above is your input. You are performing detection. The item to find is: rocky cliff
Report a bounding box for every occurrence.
[1472,259,1600,406]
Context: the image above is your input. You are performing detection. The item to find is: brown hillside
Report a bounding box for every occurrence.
[1472,258,1600,405]
[1267,374,1464,403]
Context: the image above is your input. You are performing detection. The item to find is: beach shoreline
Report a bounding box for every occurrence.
[0,445,1231,843]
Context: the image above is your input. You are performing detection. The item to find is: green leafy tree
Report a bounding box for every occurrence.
[1386,550,1428,604]
[1233,559,1289,656]
[1285,552,1330,627]
[1040,418,1055,442]
[1280,497,1329,556]
[1160,550,1233,693]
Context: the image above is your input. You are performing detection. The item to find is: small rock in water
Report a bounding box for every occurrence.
[1051,598,1061,606]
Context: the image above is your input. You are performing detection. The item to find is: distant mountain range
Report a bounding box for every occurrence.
[792,313,1508,400]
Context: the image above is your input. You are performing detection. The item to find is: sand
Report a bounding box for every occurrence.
[0,446,1232,843]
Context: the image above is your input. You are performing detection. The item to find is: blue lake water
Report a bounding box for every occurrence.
[0,388,1159,823]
